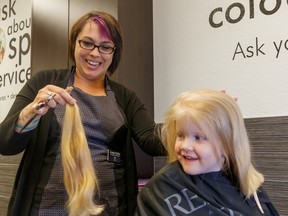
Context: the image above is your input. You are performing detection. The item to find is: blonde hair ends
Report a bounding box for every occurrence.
[61,103,104,215]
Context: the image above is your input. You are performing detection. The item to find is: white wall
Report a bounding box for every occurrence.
[153,0,288,122]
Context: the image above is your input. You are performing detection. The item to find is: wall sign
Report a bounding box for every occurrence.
[0,0,31,121]
[154,0,288,120]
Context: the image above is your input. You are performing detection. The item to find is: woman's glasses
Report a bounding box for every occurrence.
[77,38,116,54]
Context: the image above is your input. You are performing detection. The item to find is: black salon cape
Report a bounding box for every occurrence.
[135,161,279,216]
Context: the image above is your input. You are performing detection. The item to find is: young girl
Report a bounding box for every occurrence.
[136,89,279,216]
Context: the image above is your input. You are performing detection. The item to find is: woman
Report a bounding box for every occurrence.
[0,11,165,215]
[136,89,279,216]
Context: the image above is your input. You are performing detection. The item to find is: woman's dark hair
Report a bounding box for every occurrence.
[68,11,123,75]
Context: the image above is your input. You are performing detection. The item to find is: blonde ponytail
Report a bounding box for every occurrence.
[61,102,104,215]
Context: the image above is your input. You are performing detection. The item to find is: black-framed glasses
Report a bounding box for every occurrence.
[77,38,116,54]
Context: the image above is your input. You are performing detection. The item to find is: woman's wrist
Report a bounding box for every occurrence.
[15,105,41,133]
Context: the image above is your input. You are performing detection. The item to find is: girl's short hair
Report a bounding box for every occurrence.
[161,89,264,196]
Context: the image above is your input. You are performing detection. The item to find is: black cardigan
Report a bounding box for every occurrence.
[0,68,165,216]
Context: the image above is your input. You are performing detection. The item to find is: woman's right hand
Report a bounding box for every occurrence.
[15,85,76,133]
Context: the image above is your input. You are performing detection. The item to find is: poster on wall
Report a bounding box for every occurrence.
[154,0,288,119]
[0,0,31,122]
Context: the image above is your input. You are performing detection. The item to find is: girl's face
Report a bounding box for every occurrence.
[174,118,224,175]
[74,20,114,82]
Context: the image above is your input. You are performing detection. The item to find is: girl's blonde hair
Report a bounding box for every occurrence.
[161,89,264,197]
[61,103,104,215]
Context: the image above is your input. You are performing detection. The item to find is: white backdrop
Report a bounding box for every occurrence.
[153,0,288,122]
[0,0,31,122]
